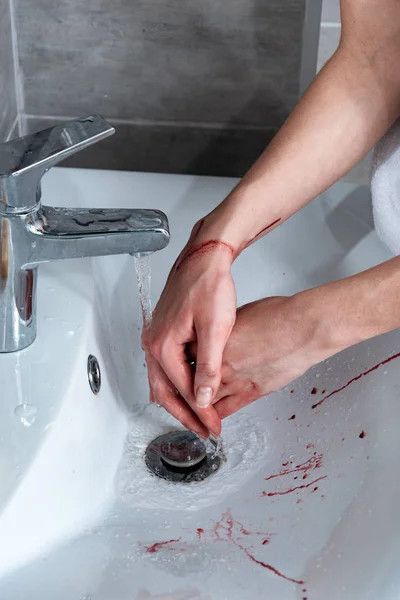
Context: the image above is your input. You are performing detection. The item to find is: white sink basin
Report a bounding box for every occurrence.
[0,167,398,600]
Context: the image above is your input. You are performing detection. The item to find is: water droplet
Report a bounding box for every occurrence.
[14,404,37,427]
[67,330,75,337]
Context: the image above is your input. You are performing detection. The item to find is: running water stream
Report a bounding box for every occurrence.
[133,254,152,327]
[133,253,223,452]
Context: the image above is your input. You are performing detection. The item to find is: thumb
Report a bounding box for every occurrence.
[194,327,227,409]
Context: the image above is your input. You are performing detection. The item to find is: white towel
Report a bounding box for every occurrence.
[371,119,400,256]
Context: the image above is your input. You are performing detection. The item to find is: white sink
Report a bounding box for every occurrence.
[0,167,399,600]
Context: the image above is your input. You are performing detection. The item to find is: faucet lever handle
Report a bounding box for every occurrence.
[0,115,114,210]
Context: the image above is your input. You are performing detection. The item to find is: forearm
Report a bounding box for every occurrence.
[198,4,400,254]
[297,256,400,357]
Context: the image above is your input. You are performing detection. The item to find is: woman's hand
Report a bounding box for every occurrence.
[188,294,341,419]
[142,221,237,438]
[189,255,400,420]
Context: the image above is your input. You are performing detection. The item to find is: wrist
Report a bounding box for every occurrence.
[289,287,355,363]
[194,183,282,257]
[175,219,236,271]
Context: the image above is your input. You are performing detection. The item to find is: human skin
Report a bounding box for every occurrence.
[142,0,400,436]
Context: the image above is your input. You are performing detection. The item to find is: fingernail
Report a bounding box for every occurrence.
[192,430,209,440]
[196,386,213,408]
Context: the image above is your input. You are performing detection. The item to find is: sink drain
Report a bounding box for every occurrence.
[145,431,222,483]
[87,355,101,394]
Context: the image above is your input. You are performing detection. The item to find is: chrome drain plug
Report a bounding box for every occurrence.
[145,431,222,483]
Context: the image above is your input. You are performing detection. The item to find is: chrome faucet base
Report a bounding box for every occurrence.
[0,116,169,353]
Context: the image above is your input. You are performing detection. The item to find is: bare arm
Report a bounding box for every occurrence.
[144,0,400,432]
[202,254,400,421]
[197,0,400,252]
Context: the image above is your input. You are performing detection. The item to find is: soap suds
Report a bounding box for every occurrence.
[115,405,269,511]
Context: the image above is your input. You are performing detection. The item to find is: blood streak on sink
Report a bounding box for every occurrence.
[145,538,181,554]
[265,453,323,482]
[209,510,303,585]
[262,451,326,498]
[143,510,304,586]
[262,475,327,497]
[312,350,400,409]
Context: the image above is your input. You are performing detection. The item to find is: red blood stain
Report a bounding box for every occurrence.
[312,352,400,409]
[176,239,235,270]
[290,389,294,394]
[359,430,366,439]
[145,538,181,554]
[288,414,296,420]
[265,453,323,482]
[306,443,314,449]
[246,218,282,247]
[262,539,269,545]
[311,387,318,395]
[250,381,260,394]
[262,476,327,497]
[296,499,303,504]
[322,389,326,394]
[211,510,303,585]
[197,528,204,540]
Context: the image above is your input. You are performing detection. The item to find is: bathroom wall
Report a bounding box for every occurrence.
[11,0,322,176]
[0,0,18,141]
[318,0,341,73]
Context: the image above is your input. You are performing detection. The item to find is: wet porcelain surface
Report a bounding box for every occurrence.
[0,168,397,600]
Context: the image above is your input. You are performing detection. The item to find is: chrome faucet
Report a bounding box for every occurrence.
[0,115,170,353]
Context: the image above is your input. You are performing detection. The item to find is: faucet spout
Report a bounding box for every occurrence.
[0,115,170,352]
[23,205,169,268]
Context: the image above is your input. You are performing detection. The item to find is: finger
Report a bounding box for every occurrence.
[187,343,236,402]
[193,323,232,410]
[149,386,155,404]
[146,354,210,438]
[214,393,259,420]
[158,340,222,437]
[213,381,238,402]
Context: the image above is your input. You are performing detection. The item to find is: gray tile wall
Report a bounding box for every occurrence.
[0,0,18,141]
[14,0,321,175]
